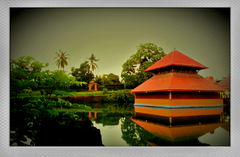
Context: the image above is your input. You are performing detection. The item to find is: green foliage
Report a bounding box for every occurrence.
[11,96,92,146]
[94,113,124,126]
[30,61,49,73]
[11,56,49,76]
[92,73,122,91]
[53,90,77,97]
[102,88,108,94]
[103,96,115,103]
[103,90,135,103]
[11,97,56,145]
[32,70,87,98]
[56,98,92,110]
[104,73,121,85]
[10,56,50,98]
[121,42,166,89]
[11,56,35,70]
[114,90,135,103]
[11,78,36,98]
[73,104,92,110]
[93,73,121,85]
[93,75,103,85]
[71,61,94,84]
[121,118,154,146]
[10,56,91,146]
[101,103,135,114]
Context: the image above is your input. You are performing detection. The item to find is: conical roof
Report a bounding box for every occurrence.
[131,73,225,93]
[145,50,208,72]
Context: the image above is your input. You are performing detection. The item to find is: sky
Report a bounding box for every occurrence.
[10,8,230,80]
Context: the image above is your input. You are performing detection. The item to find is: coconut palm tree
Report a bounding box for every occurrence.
[87,54,99,72]
[54,49,70,71]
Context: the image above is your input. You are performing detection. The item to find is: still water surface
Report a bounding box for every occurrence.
[13,103,230,146]
[85,103,230,146]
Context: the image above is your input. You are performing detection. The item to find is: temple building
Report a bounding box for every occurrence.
[130,50,225,125]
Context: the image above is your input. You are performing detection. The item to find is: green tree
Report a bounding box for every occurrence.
[71,61,94,84]
[87,54,99,72]
[92,73,121,85]
[121,42,166,89]
[104,73,121,85]
[10,56,50,97]
[54,49,70,71]
[30,61,49,74]
[92,75,103,85]
[11,56,35,70]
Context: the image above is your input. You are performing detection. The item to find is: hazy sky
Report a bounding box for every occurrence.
[10,8,230,80]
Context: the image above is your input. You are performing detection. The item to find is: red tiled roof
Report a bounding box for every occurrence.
[145,50,208,72]
[218,77,230,90]
[130,73,225,93]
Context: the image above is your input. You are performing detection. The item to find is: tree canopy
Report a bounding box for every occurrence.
[104,73,121,85]
[70,61,94,84]
[11,56,49,80]
[11,56,86,98]
[121,42,166,89]
[93,73,121,85]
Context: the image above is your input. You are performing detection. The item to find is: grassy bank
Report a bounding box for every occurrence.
[19,90,115,98]
[57,107,135,114]
[19,89,135,103]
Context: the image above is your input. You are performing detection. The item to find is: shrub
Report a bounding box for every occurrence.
[115,90,135,103]
[103,96,115,102]
[10,97,92,146]
[103,89,135,103]
[102,88,108,94]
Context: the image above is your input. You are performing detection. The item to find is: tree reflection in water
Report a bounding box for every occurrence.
[95,112,122,126]
[121,118,153,146]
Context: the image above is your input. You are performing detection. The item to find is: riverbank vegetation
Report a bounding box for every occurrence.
[18,89,135,103]
[10,55,93,146]
[10,42,165,146]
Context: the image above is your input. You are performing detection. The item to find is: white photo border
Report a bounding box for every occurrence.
[1,0,239,156]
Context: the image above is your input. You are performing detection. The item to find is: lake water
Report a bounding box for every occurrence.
[12,103,230,146]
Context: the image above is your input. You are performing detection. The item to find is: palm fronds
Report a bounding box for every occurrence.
[87,54,99,72]
[54,49,70,71]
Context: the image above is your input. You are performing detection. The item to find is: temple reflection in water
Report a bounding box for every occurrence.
[131,117,230,146]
